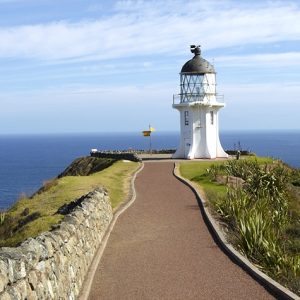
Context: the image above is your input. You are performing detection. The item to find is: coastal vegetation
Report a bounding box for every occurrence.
[180,157,300,295]
[0,157,138,247]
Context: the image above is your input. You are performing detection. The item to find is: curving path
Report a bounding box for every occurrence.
[87,162,274,299]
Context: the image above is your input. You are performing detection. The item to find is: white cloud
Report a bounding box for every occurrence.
[218,82,300,130]
[0,1,300,62]
[0,82,177,133]
[1,80,299,133]
[216,52,300,68]
[219,81,299,107]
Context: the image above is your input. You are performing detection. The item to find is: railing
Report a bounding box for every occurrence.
[173,93,224,105]
[216,94,224,101]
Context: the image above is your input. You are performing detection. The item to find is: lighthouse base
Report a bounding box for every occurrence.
[172,140,228,160]
[173,103,228,160]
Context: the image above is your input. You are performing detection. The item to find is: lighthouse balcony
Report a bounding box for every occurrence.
[172,93,224,106]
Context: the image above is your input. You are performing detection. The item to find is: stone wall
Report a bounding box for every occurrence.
[0,188,113,300]
[90,151,141,162]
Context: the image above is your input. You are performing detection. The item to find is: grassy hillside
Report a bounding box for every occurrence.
[0,159,139,247]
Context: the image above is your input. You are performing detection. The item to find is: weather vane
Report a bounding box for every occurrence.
[190,45,201,55]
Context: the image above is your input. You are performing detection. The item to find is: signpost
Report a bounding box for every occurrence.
[142,125,155,154]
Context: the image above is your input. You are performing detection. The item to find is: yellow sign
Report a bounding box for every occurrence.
[142,131,151,137]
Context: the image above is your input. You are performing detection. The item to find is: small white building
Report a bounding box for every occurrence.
[172,45,228,159]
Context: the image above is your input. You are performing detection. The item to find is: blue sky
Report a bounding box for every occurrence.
[0,0,300,133]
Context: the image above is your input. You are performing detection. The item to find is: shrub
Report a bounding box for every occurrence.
[206,164,225,181]
[15,211,41,232]
[209,159,299,293]
[42,178,59,192]
[291,169,300,187]
[0,214,14,238]
[235,209,283,271]
[0,210,6,225]
[31,178,59,197]
[214,188,250,227]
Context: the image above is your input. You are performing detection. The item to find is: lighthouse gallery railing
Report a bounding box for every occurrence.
[173,93,224,105]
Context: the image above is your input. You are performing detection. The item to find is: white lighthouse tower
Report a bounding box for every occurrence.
[172,45,228,159]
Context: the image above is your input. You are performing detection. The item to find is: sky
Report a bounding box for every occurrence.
[0,0,300,133]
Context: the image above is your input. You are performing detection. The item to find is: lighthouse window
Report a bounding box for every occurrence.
[184,111,189,126]
[210,111,214,125]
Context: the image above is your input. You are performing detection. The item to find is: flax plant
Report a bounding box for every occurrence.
[209,159,300,290]
[182,158,299,294]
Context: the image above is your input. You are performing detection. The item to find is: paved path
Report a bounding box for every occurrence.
[88,162,274,299]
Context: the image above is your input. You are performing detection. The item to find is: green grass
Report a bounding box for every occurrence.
[180,160,227,201]
[180,156,274,180]
[0,160,139,247]
[179,156,274,200]
[240,155,274,164]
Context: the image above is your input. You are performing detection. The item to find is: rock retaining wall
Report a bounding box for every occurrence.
[90,151,141,162]
[0,188,113,300]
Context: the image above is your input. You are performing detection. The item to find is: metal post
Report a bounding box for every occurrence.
[149,124,152,155]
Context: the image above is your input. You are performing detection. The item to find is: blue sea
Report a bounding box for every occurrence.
[0,130,299,210]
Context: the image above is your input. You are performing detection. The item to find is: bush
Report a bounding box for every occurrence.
[214,189,250,226]
[0,210,6,225]
[210,159,299,294]
[58,157,116,177]
[224,159,260,180]
[291,169,300,187]
[206,164,225,181]
[0,214,14,239]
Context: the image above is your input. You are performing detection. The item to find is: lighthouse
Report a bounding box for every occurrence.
[172,45,228,159]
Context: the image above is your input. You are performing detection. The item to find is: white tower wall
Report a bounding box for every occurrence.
[172,45,228,160]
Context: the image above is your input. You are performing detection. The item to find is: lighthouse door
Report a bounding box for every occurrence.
[184,138,191,157]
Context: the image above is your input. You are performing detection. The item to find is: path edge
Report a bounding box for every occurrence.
[173,162,299,300]
[78,161,144,300]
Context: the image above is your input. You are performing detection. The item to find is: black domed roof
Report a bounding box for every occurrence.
[181,45,215,74]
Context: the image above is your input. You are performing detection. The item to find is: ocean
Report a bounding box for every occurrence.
[0,130,299,210]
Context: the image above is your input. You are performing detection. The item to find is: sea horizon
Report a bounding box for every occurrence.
[0,129,299,209]
[0,128,299,135]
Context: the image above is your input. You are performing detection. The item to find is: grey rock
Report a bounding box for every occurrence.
[14,279,28,299]
[19,238,42,267]
[0,291,12,300]
[27,270,38,291]
[0,260,9,293]
[6,285,22,300]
